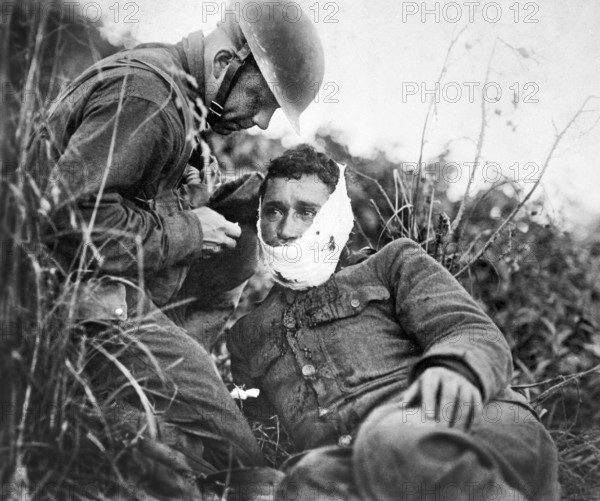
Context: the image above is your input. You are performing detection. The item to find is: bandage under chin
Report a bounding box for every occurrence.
[257,163,354,290]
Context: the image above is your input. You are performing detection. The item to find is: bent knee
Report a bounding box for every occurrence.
[355,407,496,486]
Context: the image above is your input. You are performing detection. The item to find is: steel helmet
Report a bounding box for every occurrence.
[213,0,325,134]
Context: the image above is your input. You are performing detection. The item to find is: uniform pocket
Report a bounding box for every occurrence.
[304,285,391,326]
[310,285,418,393]
[74,279,128,322]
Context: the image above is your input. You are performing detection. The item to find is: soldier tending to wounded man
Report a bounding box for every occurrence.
[27,0,559,496]
[227,145,560,501]
[26,0,327,496]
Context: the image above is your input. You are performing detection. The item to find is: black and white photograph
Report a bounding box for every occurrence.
[1,1,599,499]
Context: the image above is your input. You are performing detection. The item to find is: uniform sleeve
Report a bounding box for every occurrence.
[50,93,204,276]
[374,239,513,402]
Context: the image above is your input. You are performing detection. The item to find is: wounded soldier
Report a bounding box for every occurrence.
[227,145,559,501]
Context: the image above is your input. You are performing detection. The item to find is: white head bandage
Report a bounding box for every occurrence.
[257,163,354,290]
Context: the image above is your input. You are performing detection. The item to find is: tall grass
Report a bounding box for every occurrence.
[0,3,175,499]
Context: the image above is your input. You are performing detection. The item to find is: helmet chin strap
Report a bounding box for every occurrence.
[206,43,252,127]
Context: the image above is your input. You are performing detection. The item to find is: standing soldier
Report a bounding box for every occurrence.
[26,1,324,497]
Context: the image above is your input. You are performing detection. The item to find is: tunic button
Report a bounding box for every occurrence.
[301,364,316,377]
[338,435,353,447]
[350,298,360,308]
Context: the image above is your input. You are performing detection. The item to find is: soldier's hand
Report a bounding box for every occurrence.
[183,165,202,185]
[400,367,482,431]
[192,207,241,256]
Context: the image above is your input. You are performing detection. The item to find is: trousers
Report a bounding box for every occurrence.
[77,228,263,499]
[277,400,559,501]
[87,229,262,481]
[92,285,265,475]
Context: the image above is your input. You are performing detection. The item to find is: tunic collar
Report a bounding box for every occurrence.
[180,30,205,97]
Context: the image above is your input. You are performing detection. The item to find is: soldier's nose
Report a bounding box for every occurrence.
[253,107,276,130]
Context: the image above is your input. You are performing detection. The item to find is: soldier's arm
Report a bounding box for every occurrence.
[375,238,512,404]
[49,94,204,276]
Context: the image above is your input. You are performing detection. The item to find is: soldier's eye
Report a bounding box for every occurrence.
[263,207,283,221]
[299,209,317,221]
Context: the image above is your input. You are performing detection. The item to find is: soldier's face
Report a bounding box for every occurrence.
[211,63,279,135]
[259,175,331,247]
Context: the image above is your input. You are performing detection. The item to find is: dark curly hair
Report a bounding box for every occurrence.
[259,145,340,199]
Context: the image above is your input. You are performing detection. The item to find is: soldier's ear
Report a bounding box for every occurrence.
[213,49,234,79]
